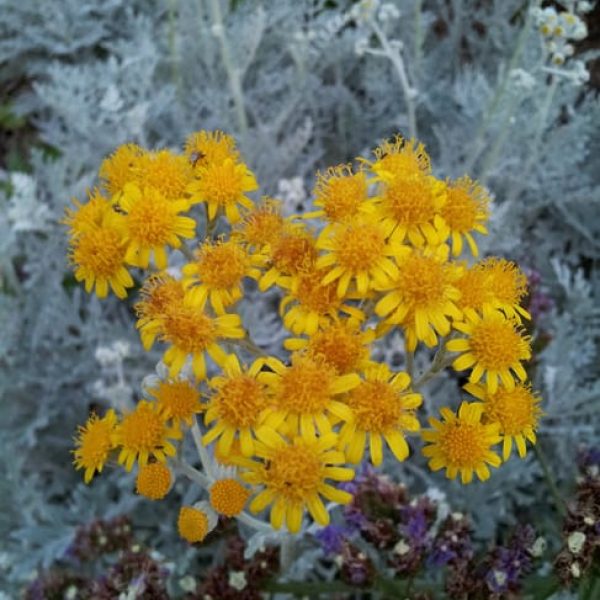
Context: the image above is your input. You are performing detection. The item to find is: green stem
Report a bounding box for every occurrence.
[414,344,453,389]
[234,333,265,357]
[179,241,196,262]
[191,420,214,479]
[533,441,567,517]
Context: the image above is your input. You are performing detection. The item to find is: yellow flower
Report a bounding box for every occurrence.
[153,293,244,379]
[136,462,172,500]
[284,318,374,375]
[203,354,270,457]
[209,478,251,517]
[259,224,318,291]
[454,263,490,322]
[146,379,204,427]
[422,402,502,484]
[119,183,196,270]
[114,400,181,471]
[135,274,185,350]
[182,238,260,314]
[447,309,531,393]
[187,158,258,223]
[233,197,285,253]
[69,210,133,299]
[306,165,373,223]
[243,430,354,533]
[375,245,463,349]
[177,502,218,543]
[136,149,193,202]
[362,135,431,180]
[73,410,118,483]
[64,189,111,238]
[258,353,360,439]
[316,215,407,297]
[440,176,489,257]
[99,143,146,196]
[465,382,541,460]
[340,364,421,466]
[375,172,448,247]
[279,267,365,335]
[480,258,530,321]
[184,130,240,167]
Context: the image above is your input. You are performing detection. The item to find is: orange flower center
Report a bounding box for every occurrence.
[469,320,528,370]
[213,375,267,427]
[196,242,249,288]
[271,233,317,274]
[161,307,217,353]
[484,386,538,435]
[127,189,177,245]
[277,357,335,414]
[440,423,486,466]
[346,381,401,432]
[334,222,385,272]
[441,187,478,232]
[120,405,167,453]
[136,462,172,500]
[72,227,125,277]
[396,254,446,306]
[209,479,250,516]
[382,175,437,225]
[308,326,365,374]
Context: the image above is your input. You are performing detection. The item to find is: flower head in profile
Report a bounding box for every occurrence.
[146,378,204,428]
[481,258,530,321]
[259,353,360,439]
[454,263,490,321]
[316,215,407,297]
[99,143,146,196]
[422,402,502,484]
[73,410,118,483]
[178,501,218,543]
[440,176,489,257]
[233,197,285,253]
[182,238,260,314]
[68,209,133,299]
[243,430,354,533]
[362,135,431,181]
[184,130,240,168]
[136,462,173,500]
[465,382,541,460]
[375,245,463,350]
[203,354,271,458]
[448,308,531,393]
[340,364,421,466]
[136,149,193,201]
[64,189,111,238]
[114,400,182,471]
[187,158,258,223]
[119,183,196,270]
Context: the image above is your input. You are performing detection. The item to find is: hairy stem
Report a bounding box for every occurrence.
[191,419,214,479]
[533,441,567,517]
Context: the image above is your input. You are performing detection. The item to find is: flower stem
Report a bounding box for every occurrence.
[191,419,214,479]
[533,441,567,517]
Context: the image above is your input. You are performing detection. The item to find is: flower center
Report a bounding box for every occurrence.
[441,187,477,232]
[484,386,537,435]
[334,222,385,272]
[178,507,209,543]
[162,307,217,353]
[198,162,244,205]
[214,375,267,427]
[139,151,191,201]
[136,276,185,320]
[72,228,125,277]
[127,188,176,245]
[483,259,527,306]
[317,170,367,221]
[440,423,486,466]
[346,381,401,432]
[469,320,525,370]
[456,269,488,309]
[272,233,317,274]
[396,254,446,306]
[294,275,340,314]
[240,204,283,246]
[136,462,172,500]
[264,443,323,502]
[209,479,250,516]
[120,405,166,452]
[277,357,335,414]
[154,381,201,420]
[308,326,364,374]
[382,175,436,225]
[196,242,248,288]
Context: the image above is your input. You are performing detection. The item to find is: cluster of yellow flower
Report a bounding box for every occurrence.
[69,131,541,540]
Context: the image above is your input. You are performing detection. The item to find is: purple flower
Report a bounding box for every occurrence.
[315,524,349,556]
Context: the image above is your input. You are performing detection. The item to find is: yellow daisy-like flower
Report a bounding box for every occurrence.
[375,245,463,348]
[316,215,407,297]
[187,158,258,223]
[375,172,448,247]
[259,225,318,291]
[362,135,431,180]
[306,165,372,223]
[135,274,186,350]
[119,183,196,270]
[136,462,172,500]
[64,189,111,238]
[69,211,134,299]
[284,318,374,375]
[259,353,360,439]
[243,430,354,533]
[182,238,260,314]
[209,478,251,517]
[73,410,118,483]
[447,309,531,393]
[203,354,270,457]
[340,364,421,466]
[99,143,146,196]
[440,176,489,257]
[465,382,542,460]
[481,258,530,321]
[184,130,240,167]
[279,267,365,336]
[177,502,218,543]
[114,400,182,471]
[136,150,193,202]
[233,197,285,253]
[454,263,490,322]
[146,379,204,427]
[422,402,502,484]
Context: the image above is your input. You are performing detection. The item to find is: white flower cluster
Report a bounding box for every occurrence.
[531,3,591,84]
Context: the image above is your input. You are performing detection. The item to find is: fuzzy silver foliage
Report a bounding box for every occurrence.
[1,0,599,592]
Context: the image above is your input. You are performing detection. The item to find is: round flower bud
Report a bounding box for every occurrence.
[136,462,173,500]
